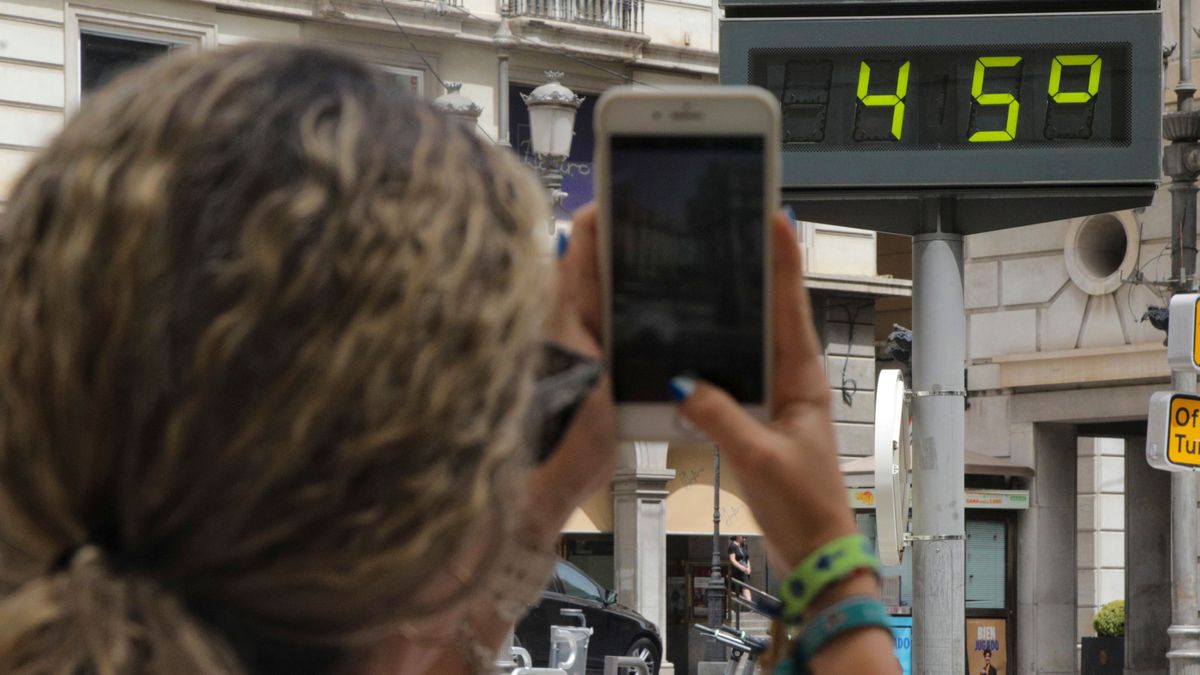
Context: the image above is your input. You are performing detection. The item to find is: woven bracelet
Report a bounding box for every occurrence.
[794,596,893,671]
[778,533,880,624]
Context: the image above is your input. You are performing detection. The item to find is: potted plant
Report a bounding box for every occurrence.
[1081,600,1125,675]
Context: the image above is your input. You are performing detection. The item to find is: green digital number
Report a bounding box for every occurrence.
[1044,54,1102,139]
[968,56,1023,143]
[855,60,910,141]
[1049,54,1102,103]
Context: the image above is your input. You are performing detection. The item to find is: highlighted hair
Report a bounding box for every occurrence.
[0,43,549,674]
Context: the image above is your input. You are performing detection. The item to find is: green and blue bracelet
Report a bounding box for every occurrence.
[770,533,892,675]
[773,596,894,675]
[778,533,881,624]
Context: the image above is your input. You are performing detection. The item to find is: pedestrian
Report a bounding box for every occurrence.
[0,43,898,675]
[728,535,753,603]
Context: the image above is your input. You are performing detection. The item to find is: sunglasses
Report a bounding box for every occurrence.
[530,341,604,463]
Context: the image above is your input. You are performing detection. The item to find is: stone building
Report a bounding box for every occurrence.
[878,4,1195,673]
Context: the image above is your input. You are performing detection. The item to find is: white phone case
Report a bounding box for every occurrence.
[594,86,781,441]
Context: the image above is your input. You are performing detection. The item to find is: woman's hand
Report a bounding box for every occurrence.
[674,212,857,572]
[520,206,617,546]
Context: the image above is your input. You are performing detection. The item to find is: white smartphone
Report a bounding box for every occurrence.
[594,86,781,441]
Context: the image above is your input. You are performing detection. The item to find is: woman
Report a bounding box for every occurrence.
[728,535,752,603]
[0,44,896,674]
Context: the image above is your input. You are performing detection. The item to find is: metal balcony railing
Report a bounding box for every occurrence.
[503,0,643,33]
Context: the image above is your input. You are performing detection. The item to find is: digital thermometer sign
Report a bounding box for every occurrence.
[721,11,1161,214]
[753,45,1129,149]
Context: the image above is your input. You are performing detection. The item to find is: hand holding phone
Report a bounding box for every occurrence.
[595,87,781,441]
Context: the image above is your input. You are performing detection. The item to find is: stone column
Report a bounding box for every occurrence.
[1076,438,1127,646]
[613,441,676,674]
[1014,423,1077,675]
[1125,436,1170,675]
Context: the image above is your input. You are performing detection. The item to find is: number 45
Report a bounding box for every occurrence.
[969,54,1101,143]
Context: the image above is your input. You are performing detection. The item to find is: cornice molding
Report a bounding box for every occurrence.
[197,0,716,76]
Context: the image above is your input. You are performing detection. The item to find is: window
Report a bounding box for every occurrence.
[965,520,1007,609]
[65,5,216,110]
[380,65,426,98]
[556,561,603,603]
[80,33,172,94]
[858,512,1010,611]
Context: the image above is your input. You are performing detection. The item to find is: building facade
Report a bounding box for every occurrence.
[913,4,1194,673]
[0,0,720,209]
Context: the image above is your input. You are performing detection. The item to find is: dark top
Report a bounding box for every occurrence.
[728,541,749,581]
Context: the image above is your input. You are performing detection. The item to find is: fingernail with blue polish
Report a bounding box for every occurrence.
[783,205,796,226]
[668,376,696,402]
[556,231,570,259]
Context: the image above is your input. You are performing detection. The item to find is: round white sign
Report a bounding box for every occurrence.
[874,369,911,567]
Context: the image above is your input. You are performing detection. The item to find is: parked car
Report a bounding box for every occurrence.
[516,558,662,674]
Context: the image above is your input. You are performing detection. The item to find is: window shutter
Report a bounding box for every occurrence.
[965,520,1006,609]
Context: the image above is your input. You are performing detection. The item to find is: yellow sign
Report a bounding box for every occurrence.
[849,489,876,508]
[1194,298,1200,368]
[1169,394,1200,467]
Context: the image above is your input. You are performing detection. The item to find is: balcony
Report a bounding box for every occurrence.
[503,0,643,33]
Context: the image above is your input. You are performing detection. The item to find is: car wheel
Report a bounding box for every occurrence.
[624,637,659,675]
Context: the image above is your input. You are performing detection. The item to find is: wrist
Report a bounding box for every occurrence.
[804,573,881,620]
[777,533,880,625]
[778,517,858,572]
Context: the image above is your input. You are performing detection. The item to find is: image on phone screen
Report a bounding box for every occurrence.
[609,135,766,404]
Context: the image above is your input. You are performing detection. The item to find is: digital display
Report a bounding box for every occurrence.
[609,136,765,403]
[719,12,1160,198]
[751,44,1131,150]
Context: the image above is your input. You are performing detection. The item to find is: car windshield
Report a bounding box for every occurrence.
[556,561,605,603]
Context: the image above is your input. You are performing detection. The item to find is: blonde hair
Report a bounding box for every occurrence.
[0,43,550,674]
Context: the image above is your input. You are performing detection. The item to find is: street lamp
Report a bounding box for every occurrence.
[706,445,726,662]
[521,71,583,233]
[432,81,483,130]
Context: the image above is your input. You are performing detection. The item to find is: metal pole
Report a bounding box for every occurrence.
[706,444,726,661]
[1181,0,1195,114]
[910,199,966,675]
[1167,2,1200,670]
[1168,370,1200,675]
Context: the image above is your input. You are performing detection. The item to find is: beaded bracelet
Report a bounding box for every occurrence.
[778,533,880,624]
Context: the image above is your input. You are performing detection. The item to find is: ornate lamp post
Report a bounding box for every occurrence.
[521,71,583,233]
[432,81,483,130]
[706,445,726,661]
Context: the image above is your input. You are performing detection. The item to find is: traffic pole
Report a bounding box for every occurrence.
[910,199,966,675]
[1165,0,1200,670]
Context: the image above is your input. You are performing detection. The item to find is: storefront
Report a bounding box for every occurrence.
[846,451,1031,675]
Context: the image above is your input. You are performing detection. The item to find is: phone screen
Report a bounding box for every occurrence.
[609,135,766,404]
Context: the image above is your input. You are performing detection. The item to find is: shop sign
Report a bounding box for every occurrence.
[964,490,1030,510]
[968,618,1008,675]
[888,615,912,675]
[849,488,876,509]
[848,488,1029,510]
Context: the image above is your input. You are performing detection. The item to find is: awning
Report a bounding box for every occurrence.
[840,450,1034,478]
[560,443,765,535]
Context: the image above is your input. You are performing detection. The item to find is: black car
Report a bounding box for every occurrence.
[516,559,662,674]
